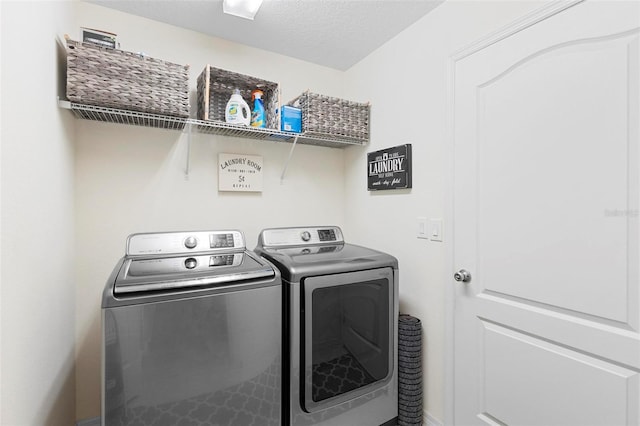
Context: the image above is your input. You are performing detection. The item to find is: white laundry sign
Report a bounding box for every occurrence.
[218,153,263,192]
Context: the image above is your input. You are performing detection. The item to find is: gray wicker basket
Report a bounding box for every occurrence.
[197,65,280,130]
[288,91,370,142]
[66,39,190,118]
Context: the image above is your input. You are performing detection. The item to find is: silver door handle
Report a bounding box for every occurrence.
[454,269,471,283]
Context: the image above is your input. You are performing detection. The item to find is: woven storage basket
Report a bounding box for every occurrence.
[197,65,280,130]
[288,91,370,142]
[66,39,190,118]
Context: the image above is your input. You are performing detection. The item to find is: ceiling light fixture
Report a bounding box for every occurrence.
[223,0,264,20]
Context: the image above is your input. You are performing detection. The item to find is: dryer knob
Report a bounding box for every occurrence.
[184,236,198,249]
[301,231,311,242]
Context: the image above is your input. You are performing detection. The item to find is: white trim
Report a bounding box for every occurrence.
[425,410,444,426]
[76,417,100,426]
[0,0,3,418]
[444,1,584,425]
[450,0,583,62]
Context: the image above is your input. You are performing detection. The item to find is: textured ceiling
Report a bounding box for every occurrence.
[86,0,443,70]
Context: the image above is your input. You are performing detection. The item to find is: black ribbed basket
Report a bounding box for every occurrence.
[398,314,423,426]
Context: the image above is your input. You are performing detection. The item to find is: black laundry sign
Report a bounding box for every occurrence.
[367,144,412,191]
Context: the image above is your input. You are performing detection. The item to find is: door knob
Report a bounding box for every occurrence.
[454,269,471,283]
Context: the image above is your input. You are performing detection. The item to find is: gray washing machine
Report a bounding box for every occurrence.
[102,230,281,426]
[255,226,399,426]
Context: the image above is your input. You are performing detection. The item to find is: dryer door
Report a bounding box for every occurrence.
[301,267,394,413]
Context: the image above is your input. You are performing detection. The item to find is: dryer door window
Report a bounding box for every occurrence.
[302,267,393,412]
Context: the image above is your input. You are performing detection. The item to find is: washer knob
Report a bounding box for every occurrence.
[184,236,198,249]
[184,258,198,269]
[301,231,311,242]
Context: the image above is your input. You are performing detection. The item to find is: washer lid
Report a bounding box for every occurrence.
[114,251,274,294]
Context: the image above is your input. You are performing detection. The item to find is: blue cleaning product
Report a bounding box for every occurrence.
[281,105,302,133]
[250,89,266,128]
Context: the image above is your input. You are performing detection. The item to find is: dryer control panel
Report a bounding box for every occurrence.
[126,230,245,256]
[259,226,344,247]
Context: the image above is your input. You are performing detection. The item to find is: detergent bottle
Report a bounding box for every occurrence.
[225,89,250,126]
[250,89,266,128]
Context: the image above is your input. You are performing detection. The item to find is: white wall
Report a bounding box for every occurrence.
[1,1,77,425]
[342,1,545,422]
[73,2,349,420]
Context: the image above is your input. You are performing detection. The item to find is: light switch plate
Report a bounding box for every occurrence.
[429,218,443,242]
[417,217,428,239]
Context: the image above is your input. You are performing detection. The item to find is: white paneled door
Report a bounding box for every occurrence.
[452,1,640,425]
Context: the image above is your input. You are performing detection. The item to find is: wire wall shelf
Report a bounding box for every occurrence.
[58,100,188,130]
[297,133,368,149]
[59,100,368,148]
[193,119,298,142]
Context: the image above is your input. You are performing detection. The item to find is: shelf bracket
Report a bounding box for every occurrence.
[58,97,71,110]
[185,121,192,179]
[280,136,299,183]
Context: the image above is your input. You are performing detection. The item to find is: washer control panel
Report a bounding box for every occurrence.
[127,253,243,276]
[127,230,244,256]
[259,226,344,247]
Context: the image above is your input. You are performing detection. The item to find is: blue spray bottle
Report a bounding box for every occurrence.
[250,89,266,128]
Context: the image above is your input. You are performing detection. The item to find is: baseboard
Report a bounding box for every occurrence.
[79,412,438,426]
[76,416,100,426]
[424,410,443,426]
